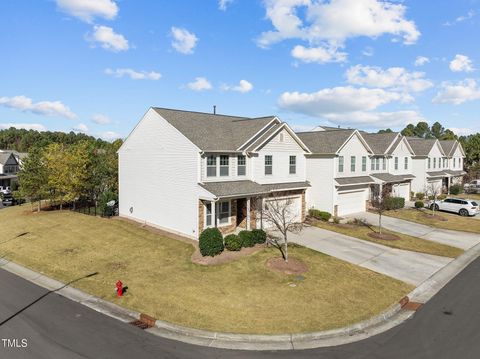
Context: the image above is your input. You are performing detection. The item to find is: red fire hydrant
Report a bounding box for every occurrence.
[116,280,123,297]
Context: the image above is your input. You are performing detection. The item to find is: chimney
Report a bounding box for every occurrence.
[213,105,216,115]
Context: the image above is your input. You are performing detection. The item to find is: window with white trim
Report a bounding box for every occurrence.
[237,155,246,176]
[428,158,431,169]
[433,158,436,168]
[338,156,344,173]
[375,158,380,171]
[453,158,456,168]
[395,157,399,170]
[350,156,356,172]
[205,203,212,227]
[371,157,375,171]
[265,155,273,175]
[382,157,386,171]
[220,155,229,176]
[404,157,408,170]
[207,155,216,177]
[362,156,367,171]
[289,155,296,174]
[217,201,230,225]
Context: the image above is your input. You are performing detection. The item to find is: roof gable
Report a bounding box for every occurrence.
[406,138,445,156]
[362,132,399,154]
[297,129,356,154]
[0,152,18,166]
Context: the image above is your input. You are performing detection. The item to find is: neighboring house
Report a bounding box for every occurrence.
[0,151,20,188]
[297,128,375,217]
[362,132,416,202]
[118,107,311,239]
[439,140,466,187]
[407,138,449,194]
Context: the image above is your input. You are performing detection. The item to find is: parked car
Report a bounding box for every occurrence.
[1,194,14,206]
[427,198,479,216]
[464,180,480,194]
[0,186,11,195]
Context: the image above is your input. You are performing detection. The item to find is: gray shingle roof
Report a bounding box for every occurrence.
[362,133,399,154]
[335,176,374,186]
[297,129,355,154]
[406,138,439,156]
[153,107,277,151]
[427,171,448,177]
[244,123,283,152]
[0,152,14,165]
[371,173,415,183]
[443,170,466,176]
[199,180,310,198]
[439,140,457,157]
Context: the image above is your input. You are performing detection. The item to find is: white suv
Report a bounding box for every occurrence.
[428,198,479,216]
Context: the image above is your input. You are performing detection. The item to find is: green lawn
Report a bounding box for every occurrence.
[314,221,463,258]
[0,205,413,334]
[453,193,480,201]
[385,208,480,234]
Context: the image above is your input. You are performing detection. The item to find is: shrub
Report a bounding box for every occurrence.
[239,230,255,247]
[224,234,242,251]
[414,200,424,209]
[333,216,340,224]
[251,229,267,244]
[308,209,332,221]
[384,197,405,210]
[410,191,415,200]
[415,192,425,200]
[199,228,224,257]
[450,184,463,195]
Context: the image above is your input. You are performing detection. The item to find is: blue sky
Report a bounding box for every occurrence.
[1,0,479,140]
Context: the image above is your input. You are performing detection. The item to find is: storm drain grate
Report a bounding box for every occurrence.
[129,320,153,330]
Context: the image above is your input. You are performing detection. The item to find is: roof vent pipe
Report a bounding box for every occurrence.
[213,105,216,115]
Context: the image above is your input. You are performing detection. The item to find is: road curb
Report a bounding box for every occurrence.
[1,241,479,351]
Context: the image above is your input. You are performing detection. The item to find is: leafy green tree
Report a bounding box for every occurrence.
[378,128,393,133]
[401,124,415,137]
[414,122,431,138]
[430,122,444,139]
[17,148,48,211]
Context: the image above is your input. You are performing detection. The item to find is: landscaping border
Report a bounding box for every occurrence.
[1,240,479,351]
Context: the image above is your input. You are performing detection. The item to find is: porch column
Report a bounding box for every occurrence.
[246,197,251,230]
[211,200,216,227]
[448,177,451,195]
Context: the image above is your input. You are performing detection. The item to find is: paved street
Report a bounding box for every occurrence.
[352,211,480,250]
[289,225,452,285]
[1,256,479,359]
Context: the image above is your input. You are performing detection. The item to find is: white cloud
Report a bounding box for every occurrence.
[91,114,111,125]
[291,45,347,64]
[171,27,198,54]
[345,65,433,92]
[104,68,161,80]
[56,0,118,23]
[0,123,47,131]
[222,79,254,93]
[278,86,419,127]
[88,25,129,52]
[443,10,475,26]
[289,124,317,132]
[99,131,121,141]
[218,0,233,11]
[449,54,474,72]
[433,78,480,105]
[0,95,76,119]
[73,123,89,133]
[257,0,419,62]
[448,127,476,136]
[414,56,429,66]
[186,77,212,91]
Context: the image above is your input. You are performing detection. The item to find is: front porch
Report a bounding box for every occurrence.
[370,173,414,202]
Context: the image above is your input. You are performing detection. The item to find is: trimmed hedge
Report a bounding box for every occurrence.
[450,184,463,195]
[239,230,255,248]
[308,209,332,221]
[415,192,425,200]
[199,228,224,257]
[414,200,424,209]
[384,197,405,210]
[224,234,242,251]
[251,229,267,244]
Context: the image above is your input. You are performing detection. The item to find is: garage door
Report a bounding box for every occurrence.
[393,183,410,201]
[337,190,366,216]
[264,196,302,228]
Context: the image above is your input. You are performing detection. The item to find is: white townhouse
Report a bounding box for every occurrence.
[297,128,375,217]
[362,132,415,202]
[118,107,311,239]
[407,137,465,195]
[0,151,21,188]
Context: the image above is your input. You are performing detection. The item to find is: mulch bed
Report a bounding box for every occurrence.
[191,244,266,266]
[265,257,308,275]
[367,232,401,241]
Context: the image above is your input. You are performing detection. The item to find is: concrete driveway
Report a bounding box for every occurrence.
[288,226,452,286]
[350,212,480,250]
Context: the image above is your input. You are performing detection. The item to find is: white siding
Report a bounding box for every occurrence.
[411,158,427,194]
[335,134,370,177]
[305,157,335,213]
[254,129,307,184]
[118,109,200,239]
[389,139,413,175]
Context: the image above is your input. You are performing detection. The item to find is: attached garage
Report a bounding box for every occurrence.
[393,183,410,201]
[336,189,367,216]
[263,194,302,227]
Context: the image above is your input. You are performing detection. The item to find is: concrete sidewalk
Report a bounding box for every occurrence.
[288,226,452,286]
[350,211,480,250]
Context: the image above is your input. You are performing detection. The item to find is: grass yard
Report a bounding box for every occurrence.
[314,221,463,258]
[454,193,480,201]
[385,208,480,234]
[0,205,413,334]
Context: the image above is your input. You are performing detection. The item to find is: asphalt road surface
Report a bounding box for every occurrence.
[0,257,479,359]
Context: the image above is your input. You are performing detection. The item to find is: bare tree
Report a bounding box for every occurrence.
[425,182,442,216]
[261,193,303,263]
[371,184,392,234]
